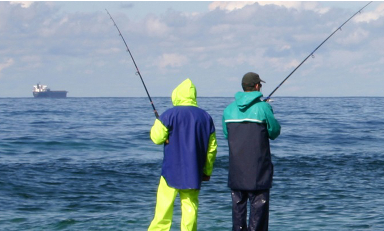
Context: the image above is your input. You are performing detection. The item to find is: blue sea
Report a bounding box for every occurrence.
[1,97,384,231]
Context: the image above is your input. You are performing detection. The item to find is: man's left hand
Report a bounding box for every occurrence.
[202,174,210,181]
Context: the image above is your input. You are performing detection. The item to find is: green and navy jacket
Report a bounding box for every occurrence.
[223,91,280,190]
[150,79,217,190]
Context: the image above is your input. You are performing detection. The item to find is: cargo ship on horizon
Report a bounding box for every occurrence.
[33,83,68,98]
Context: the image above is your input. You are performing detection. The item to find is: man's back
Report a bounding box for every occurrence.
[223,91,280,190]
[226,121,273,190]
[160,105,215,189]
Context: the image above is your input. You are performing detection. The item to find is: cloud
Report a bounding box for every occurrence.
[1,1,383,97]
[0,58,15,76]
[20,55,42,69]
[354,3,384,23]
[260,1,330,14]
[156,53,189,69]
[145,16,171,37]
[208,1,330,14]
[208,1,256,11]
[336,28,370,45]
[120,2,133,9]
[10,1,33,8]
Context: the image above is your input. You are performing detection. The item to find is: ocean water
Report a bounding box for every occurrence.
[1,97,383,231]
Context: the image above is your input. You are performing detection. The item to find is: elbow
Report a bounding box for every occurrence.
[269,130,281,140]
[150,131,167,145]
[150,119,169,144]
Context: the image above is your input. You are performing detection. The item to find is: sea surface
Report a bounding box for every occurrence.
[1,97,383,231]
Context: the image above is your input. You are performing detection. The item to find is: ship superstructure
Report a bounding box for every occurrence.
[33,84,67,98]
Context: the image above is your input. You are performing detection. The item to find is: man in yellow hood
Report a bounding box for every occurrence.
[148,78,218,231]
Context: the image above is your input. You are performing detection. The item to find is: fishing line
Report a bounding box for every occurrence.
[264,1,373,101]
[106,9,159,119]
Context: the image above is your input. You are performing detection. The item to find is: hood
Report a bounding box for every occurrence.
[234,91,263,111]
[171,78,198,106]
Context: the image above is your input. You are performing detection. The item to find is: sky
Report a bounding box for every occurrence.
[1,1,383,98]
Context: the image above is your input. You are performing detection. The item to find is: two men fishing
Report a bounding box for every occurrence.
[147,73,280,231]
[106,2,372,230]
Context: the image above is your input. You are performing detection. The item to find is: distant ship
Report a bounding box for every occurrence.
[33,83,68,98]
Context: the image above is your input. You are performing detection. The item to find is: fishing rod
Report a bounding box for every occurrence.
[264,1,372,102]
[105,9,159,119]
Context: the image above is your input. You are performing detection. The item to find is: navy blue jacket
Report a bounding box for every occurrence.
[150,79,217,190]
[223,91,280,190]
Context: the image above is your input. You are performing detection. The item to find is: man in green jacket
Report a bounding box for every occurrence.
[149,78,217,231]
[222,72,281,231]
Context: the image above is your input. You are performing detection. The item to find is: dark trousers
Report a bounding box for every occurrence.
[231,189,270,231]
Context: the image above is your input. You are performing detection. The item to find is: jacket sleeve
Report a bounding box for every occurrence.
[150,119,169,144]
[203,132,218,176]
[265,104,281,140]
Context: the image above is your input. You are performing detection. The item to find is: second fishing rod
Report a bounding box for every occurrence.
[264,1,372,102]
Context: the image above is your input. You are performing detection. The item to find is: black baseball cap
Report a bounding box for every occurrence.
[242,72,265,88]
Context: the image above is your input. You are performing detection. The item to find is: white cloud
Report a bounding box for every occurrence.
[59,16,69,25]
[0,58,14,70]
[281,59,300,71]
[279,45,291,51]
[264,1,329,14]
[337,28,370,45]
[216,54,246,67]
[156,53,188,69]
[84,69,94,75]
[209,1,256,11]
[10,1,33,8]
[20,55,42,69]
[96,48,121,55]
[0,58,15,76]
[209,1,330,14]
[354,3,384,23]
[145,17,170,37]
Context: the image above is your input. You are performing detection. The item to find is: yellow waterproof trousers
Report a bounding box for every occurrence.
[148,176,200,231]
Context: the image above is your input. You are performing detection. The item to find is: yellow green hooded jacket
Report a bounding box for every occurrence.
[150,79,217,189]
